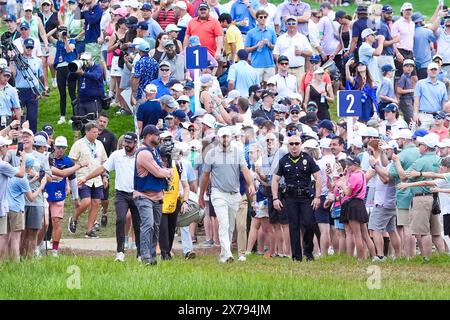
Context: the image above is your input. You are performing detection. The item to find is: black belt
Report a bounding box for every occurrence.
[414,193,431,197]
[419,111,435,115]
[289,66,303,69]
[117,190,134,196]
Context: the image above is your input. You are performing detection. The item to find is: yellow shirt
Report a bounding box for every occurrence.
[224,24,244,62]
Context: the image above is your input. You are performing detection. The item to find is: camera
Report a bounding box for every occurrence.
[100,96,113,110]
[39,169,46,181]
[160,140,175,160]
[58,26,68,37]
[70,112,96,133]
[68,60,86,72]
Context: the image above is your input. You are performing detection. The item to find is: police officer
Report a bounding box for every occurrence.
[11,38,44,133]
[271,134,322,261]
[133,125,173,265]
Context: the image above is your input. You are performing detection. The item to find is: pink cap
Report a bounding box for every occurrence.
[113,7,128,18]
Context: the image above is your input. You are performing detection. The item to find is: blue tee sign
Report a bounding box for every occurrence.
[337,90,362,117]
[186,46,208,69]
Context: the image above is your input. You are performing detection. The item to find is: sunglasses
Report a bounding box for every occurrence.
[280,62,289,66]
[160,68,170,72]
[179,101,188,104]
[20,28,29,31]
[188,128,195,132]
[290,111,299,115]
[25,46,33,49]
[311,61,320,64]
[266,139,275,142]
[286,21,297,26]
[56,146,67,150]
[42,3,50,6]
[289,142,301,146]
[25,9,32,12]
[258,15,267,19]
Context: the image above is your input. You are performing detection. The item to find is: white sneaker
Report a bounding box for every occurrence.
[57,116,66,125]
[52,77,57,88]
[238,255,246,262]
[51,249,59,257]
[372,256,387,262]
[137,256,142,262]
[34,246,41,257]
[115,252,125,262]
[328,247,335,256]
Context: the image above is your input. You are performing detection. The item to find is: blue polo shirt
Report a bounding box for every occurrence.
[230,0,256,34]
[227,60,259,97]
[0,84,21,116]
[145,19,164,39]
[414,78,448,113]
[351,17,369,50]
[378,22,394,56]
[136,99,166,128]
[245,27,277,68]
[150,78,171,98]
[15,56,43,89]
[413,25,435,69]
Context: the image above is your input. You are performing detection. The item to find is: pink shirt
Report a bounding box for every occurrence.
[391,17,415,51]
[342,171,366,203]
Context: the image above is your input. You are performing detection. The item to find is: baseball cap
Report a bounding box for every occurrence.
[159,60,171,68]
[125,16,138,27]
[289,93,303,103]
[261,90,274,99]
[19,21,30,30]
[130,38,145,49]
[141,3,152,10]
[361,28,376,39]
[359,126,379,138]
[159,95,178,108]
[54,136,68,147]
[171,83,184,92]
[319,138,331,149]
[217,127,232,137]
[113,7,128,17]
[334,10,346,21]
[165,114,174,120]
[346,155,361,166]
[128,0,140,9]
[24,38,34,48]
[417,133,439,148]
[164,40,175,48]
[392,129,413,140]
[124,132,138,141]
[25,155,35,168]
[381,140,399,150]
[433,54,443,62]
[403,59,415,66]
[400,2,413,12]
[136,41,150,52]
[437,138,450,148]
[0,136,12,147]
[412,12,425,23]
[42,124,53,136]
[184,81,194,89]
[356,5,368,14]
[428,62,439,70]
[412,128,428,140]
[302,139,320,149]
[165,24,181,33]
[278,55,289,63]
[173,109,187,120]
[198,2,209,10]
[142,125,160,137]
[286,15,297,22]
[200,74,213,85]
[177,95,190,103]
[290,104,301,113]
[41,0,52,5]
[382,5,393,13]
[4,14,16,22]
[383,103,399,112]
[21,128,34,136]
[34,135,49,148]
[144,84,157,93]
[434,110,447,120]
[189,35,201,47]
[237,49,248,60]
[318,119,334,131]
[201,114,216,128]
[175,1,187,10]
[1,67,12,76]
[137,21,149,30]
[353,135,363,149]
[381,64,396,73]
[23,2,33,11]
[80,52,92,60]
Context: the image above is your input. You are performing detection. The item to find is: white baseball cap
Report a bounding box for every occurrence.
[353,135,363,148]
[437,138,450,148]
[417,133,440,148]
[189,139,202,151]
[23,2,33,11]
[0,136,12,147]
[160,131,173,139]
[201,114,216,128]
[80,52,92,60]
[0,58,7,69]
[145,84,158,93]
[175,1,187,10]
[217,127,232,137]
[177,95,190,103]
[381,140,399,150]
[128,0,141,9]
[400,2,413,12]
[403,59,415,67]
[54,136,68,147]
[289,92,303,103]
[361,28,376,39]
[171,83,184,92]
[392,128,413,140]
[359,126,379,138]
[428,62,439,70]
[319,138,331,149]
[21,128,34,136]
[301,139,319,150]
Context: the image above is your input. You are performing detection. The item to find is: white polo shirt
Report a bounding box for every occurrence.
[273,32,313,68]
[268,72,298,98]
[102,149,136,193]
[13,37,42,58]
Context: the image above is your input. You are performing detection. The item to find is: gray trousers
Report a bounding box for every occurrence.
[135,196,162,263]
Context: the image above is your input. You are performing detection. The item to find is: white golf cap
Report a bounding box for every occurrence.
[80,52,92,60]
[128,0,141,8]
[359,126,379,138]
[160,131,173,139]
[189,139,202,151]
[171,83,184,92]
[392,128,413,140]
[437,138,450,148]
[0,136,12,147]
[319,138,331,149]
[400,2,413,12]
[403,59,415,66]
[201,113,216,128]
[23,2,33,11]
[0,58,7,69]
[165,24,181,33]
[177,95,190,103]
[132,37,146,46]
[361,28,376,39]
[301,139,319,150]
[353,135,363,148]
[21,128,34,136]
[175,1,187,10]
[289,92,303,102]
[417,133,440,148]
[54,136,68,147]
[217,127,232,137]
[381,140,399,150]
[145,84,158,93]
[428,62,439,70]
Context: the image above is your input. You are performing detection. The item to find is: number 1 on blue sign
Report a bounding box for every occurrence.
[193,49,199,67]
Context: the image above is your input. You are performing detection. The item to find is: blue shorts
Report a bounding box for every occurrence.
[314,195,330,224]
[331,206,345,230]
[79,185,104,200]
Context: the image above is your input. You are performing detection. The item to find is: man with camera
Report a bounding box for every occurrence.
[0,67,21,131]
[74,52,105,117]
[1,15,20,64]
[11,38,44,134]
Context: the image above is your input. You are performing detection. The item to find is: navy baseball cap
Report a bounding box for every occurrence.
[184,81,194,89]
[42,124,54,136]
[318,119,334,131]
[290,105,301,112]
[137,21,149,30]
[24,38,35,48]
[4,14,16,22]
[141,3,152,10]
[124,132,138,141]
[334,10,346,21]
[19,21,30,30]
[382,5,393,13]
[346,155,361,166]
[173,109,187,120]
[383,103,399,112]
[142,125,160,137]
[381,64,396,73]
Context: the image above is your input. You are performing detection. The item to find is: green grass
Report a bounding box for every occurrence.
[1,253,450,299]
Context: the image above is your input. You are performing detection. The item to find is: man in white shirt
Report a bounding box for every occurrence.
[267,55,298,98]
[273,15,312,80]
[12,22,42,58]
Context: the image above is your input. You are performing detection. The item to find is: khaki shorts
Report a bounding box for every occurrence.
[257,67,275,83]
[397,208,411,226]
[0,211,25,235]
[410,195,442,236]
[288,66,305,82]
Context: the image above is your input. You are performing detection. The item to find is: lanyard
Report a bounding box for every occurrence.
[42,13,51,27]
[84,138,97,159]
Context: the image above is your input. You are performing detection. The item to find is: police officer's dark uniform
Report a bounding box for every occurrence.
[276,151,320,261]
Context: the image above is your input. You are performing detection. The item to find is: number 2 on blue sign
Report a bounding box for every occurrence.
[346,94,355,114]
